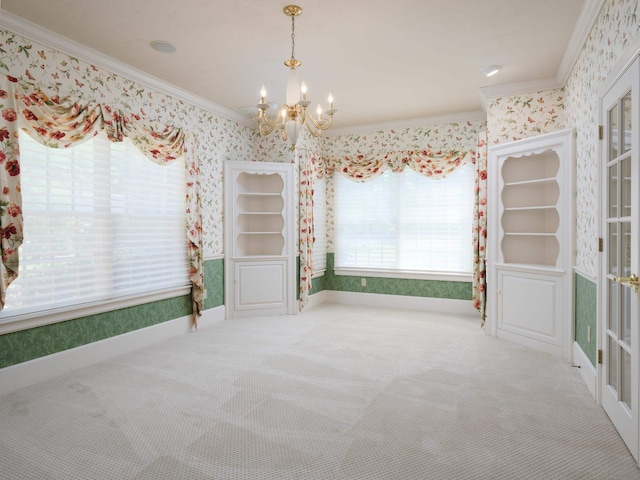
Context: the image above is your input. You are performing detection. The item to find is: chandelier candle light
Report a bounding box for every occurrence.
[256,5,337,146]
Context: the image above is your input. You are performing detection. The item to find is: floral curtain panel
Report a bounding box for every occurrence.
[473,132,488,325]
[298,149,326,309]
[0,75,205,325]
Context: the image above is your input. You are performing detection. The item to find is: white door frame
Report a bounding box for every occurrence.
[598,50,640,464]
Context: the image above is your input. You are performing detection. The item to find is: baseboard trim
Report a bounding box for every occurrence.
[497,328,564,358]
[323,291,479,318]
[573,341,597,400]
[0,306,225,397]
[304,291,331,311]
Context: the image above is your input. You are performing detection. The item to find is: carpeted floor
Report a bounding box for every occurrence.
[1,303,639,479]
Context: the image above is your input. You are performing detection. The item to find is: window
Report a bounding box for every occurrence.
[312,176,327,275]
[1,131,189,321]
[334,165,474,276]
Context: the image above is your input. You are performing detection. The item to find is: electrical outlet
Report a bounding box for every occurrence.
[587,326,591,343]
[361,278,366,287]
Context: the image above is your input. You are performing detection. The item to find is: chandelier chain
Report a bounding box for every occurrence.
[290,14,296,61]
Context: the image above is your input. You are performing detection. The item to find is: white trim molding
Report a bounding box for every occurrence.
[304,290,331,311]
[334,268,472,283]
[0,305,225,397]
[573,265,598,283]
[0,11,254,128]
[573,341,597,400]
[556,0,607,85]
[321,291,479,318]
[0,286,192,335]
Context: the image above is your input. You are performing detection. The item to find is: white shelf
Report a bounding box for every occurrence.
[504,205,556,211]
[504,177,557,187]
[238,211,282,214]
[237,192,282,197]
[504,232,557,237]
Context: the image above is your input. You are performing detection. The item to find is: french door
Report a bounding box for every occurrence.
[601,56,640,462]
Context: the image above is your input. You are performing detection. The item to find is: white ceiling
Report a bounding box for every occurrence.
[1,0,590,131]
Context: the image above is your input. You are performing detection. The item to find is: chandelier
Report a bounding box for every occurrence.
[256,5,337,146]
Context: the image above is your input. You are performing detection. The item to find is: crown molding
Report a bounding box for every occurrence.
[325,110,487,137]
[0,11,255,128]
[556,0,607,85]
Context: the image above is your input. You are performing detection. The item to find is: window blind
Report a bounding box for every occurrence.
[1,131,189,319]
[334,165,474,274]
[312,176,327,274]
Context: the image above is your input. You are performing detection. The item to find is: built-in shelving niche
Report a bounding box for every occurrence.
[487,129,575,361]
[235,172,285,257]
[500,149,561,267]
[224,162,296,319]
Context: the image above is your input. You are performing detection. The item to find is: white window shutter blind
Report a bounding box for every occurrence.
[312,176,327,274]
[1,132,188,319]
[334,165,474,274]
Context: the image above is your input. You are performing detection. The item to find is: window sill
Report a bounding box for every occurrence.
[0,285,192,335]
[333,268,472,282]
[312,269,326,279]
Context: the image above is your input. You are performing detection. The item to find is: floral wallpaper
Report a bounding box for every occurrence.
[320,121,485,251]
[565,0,640,277]
[486,89,566,145]
[0,28,254,260]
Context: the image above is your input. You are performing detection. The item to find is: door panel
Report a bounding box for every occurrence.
[601,57,640,462]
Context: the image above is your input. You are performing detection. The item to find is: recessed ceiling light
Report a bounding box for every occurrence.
[481,65,502,77]
[150,41,177,53]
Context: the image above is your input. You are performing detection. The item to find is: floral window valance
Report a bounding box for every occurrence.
[0,75,204,325]
[323,148,472,182]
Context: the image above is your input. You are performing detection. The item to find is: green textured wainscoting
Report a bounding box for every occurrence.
[0,258,224,369]
[298,259,329,298]
[203,258,224,310]
[310,271,328,295]
[575,273,597,367]
[321,254,471,300]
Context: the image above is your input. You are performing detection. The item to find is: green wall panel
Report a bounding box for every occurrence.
[204,258,224,310]
[323,254,471,300]
[0,294,192,369]
[0,259,223,369]
[310,272,328,295]
[575,273,597,367]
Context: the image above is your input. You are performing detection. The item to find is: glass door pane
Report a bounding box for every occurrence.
[610,102,619,159]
